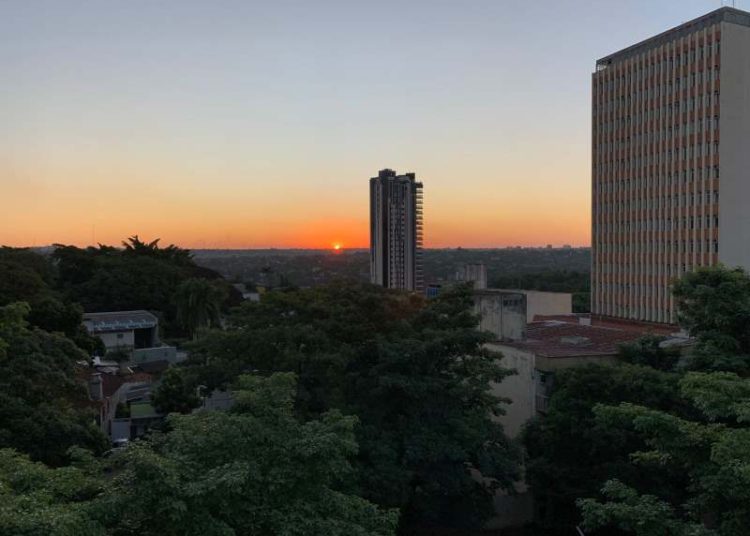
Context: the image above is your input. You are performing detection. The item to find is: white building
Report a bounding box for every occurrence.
[83,310,178,365]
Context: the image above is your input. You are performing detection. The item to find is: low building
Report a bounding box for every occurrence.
[494,289,573,322]
[485,319,668,530]
[473,289,527,341]
[487,320,649,438]
[456,263,488,289]
[83,310,178,366]
[88,370,154,443]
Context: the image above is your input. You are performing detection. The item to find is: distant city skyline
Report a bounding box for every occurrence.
[1,0,738,249]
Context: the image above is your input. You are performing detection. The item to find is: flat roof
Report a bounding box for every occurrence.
[496,320,643,358]
[83,310,158,333]
[596,7,750,68]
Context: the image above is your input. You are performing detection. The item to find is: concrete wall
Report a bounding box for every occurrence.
[523,291,573,322]
[719,21,750,270]
[486,344,536,439]
[494,290,572,322]
[474,292,526,341]
[131,346,178,365]
[484,344,536,529]
[99,330,134,349]
[456,263,488,289]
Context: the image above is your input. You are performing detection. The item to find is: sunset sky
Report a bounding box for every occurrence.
[1,0,730,249]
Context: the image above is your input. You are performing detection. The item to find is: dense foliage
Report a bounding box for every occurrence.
[0,303,107,466]
[0,247,101,353]
[523,363,682,534]
[525,265,750,536]
[171,282,521,530]
[673,266,750,374]
[578,371,750,536]
[0,374,396,536]
[53,236,239,337]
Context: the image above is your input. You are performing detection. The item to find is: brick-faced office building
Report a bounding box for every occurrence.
[592,7,750,324]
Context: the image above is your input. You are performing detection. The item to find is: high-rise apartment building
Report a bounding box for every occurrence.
[370,169,424,292]
[592,7,750,324]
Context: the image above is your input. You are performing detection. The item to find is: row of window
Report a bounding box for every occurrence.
[596,214,720,233]
[596,239,719,254]
[596,142,720,171]
[593,303,674,324]
[596,188,719,211]
[595,71,720,117]
[596,170,717,192]
[595,115,720,150]
[596,260,714,275]
[596,38,721,93]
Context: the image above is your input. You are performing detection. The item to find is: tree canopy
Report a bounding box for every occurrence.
[52,238,240,337]
[168,282,521,530]
[525,265,750,535]
[0,374,397,536]
[0,303,107,466]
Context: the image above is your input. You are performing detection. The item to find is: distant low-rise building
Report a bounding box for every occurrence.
[83,310,178,366]
[487,320,649,438]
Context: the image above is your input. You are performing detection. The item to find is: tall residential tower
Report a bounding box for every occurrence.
[592,7,750,324]
[370,169,424,292]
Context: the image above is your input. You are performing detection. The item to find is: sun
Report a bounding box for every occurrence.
[332,243,342,251]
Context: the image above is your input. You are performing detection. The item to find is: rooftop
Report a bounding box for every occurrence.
[533,314,678,336]
[83,310,158,333]
[596,7,750,68]
[499,320,645,358]
[100,372,152,398]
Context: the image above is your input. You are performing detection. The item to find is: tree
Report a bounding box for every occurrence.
[522,363,682,534]
[578,480,713,536]
[0,448,105,536]
[174,278,227,338]
[0,374,397,536]
[577,371,750,536]
[672,266,750,369]
[182,283,521,530]
[52,238,239,337]
[0,248,100,350]
[98,373,398,536]
[0,303,107,465]
[618,335,680,371]
[152,367,201,414]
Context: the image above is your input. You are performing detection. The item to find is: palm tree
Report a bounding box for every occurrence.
[122,235,192,264]
[174,278,227,339]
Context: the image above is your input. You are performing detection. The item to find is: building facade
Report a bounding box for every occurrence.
[370,168,424,291]
[83,310,178,365]
[592,7,750,324]
[456,262,488,289]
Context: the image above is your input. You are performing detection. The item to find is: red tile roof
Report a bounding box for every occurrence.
[501,321,645,358]
[533,314,677,336]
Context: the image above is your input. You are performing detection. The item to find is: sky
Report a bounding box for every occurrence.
[0,0,739,249]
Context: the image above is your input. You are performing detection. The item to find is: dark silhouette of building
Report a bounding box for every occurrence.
[370,169,423,291]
